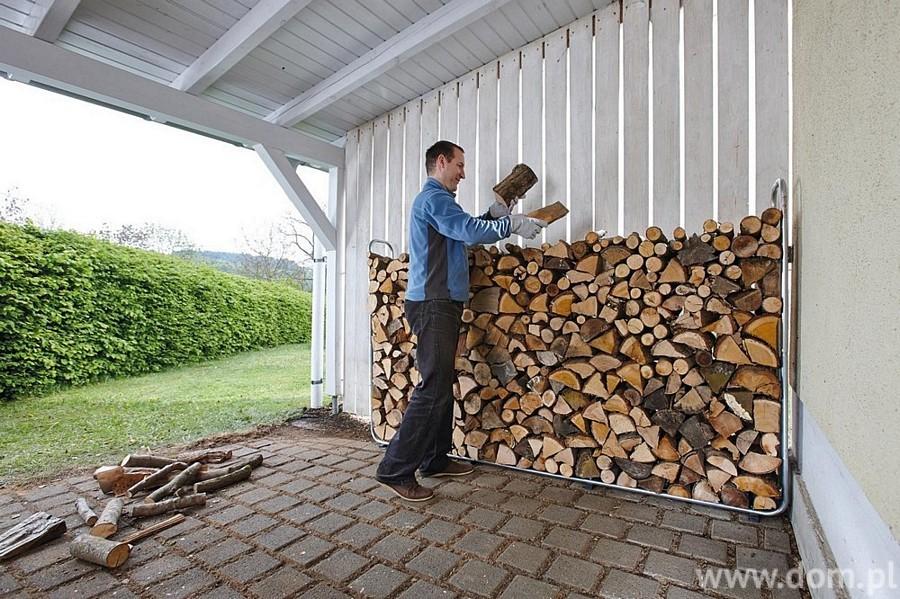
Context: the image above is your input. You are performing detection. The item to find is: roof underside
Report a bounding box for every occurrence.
[1,0,612,142]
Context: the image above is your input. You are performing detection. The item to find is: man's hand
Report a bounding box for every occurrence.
[508,214,547,240]
[489,196,518,218]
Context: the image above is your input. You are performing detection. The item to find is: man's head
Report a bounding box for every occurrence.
[425,141,465,193]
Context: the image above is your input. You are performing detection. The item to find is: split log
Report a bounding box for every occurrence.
[494,163,538,205]
[70,535,130,568]
[127,462,187,497]
[146,462,203,503]
[75,498,98,527]
[91,498,124,539]
[0,512,66,561]
[131,494,207,518]
[528,202,569,225]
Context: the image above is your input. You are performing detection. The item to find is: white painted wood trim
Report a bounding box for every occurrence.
[0,27,344,167]
[403,99,422,250]
[519,39,544,247]
[386,107,405,250]
[325,164,345,398]
[544,29,567,243]
[476,62,498,216]
[717,0,750,224]
[439,80,459,143]
[371,116,388,241]
[420,89,440,180]
[254,144,338,250]
[171,0,312,94]
[267,0,516,126]
[684,0,714,234]
[651,0,680,233]
[28,0,80,43]
[350,124,373,416]
[755,0,789,213]
[594,1,619,235]
[623,0,649,235]
[569,14,594,240]
[456,72,478,214]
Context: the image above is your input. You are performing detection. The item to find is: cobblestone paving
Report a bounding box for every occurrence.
[0,428,808,598]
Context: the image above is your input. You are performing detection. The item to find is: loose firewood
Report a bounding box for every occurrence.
[740,215,762,235]
[176,449,233,464]
[127,462,187,498]
[195,454,264,482]
[743,338,779,367]
[0,512,66,561]
[76,498,99,527]
[70,535,130,568]
[739,452,782,475]
[743,314,779,349]
[715,336,751,365]
[146,462,203,503]
[193,465,252,494]
[121,454,178,469]
[91,498,124,539]
[494,164,538,205]
[118,514,186,545]
[132,493,207,518]
[733,476,780,498]
[528,202,569,225]
[731,367,781,399]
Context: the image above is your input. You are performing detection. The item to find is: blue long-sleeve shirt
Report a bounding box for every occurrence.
[406,177,511,302]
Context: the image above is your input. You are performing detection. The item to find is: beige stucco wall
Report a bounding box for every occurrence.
[793,0,900,538]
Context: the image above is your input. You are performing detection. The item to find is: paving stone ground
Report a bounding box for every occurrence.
[0,426,810,598]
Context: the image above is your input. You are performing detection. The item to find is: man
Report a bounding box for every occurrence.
[376,140,546,501]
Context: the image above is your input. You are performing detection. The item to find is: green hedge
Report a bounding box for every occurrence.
[0,223,311,399]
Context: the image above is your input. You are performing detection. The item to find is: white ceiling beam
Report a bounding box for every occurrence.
[27,0,81,42]
[172,0,312,94]
[254,144,337,251]
[266,0,515,127]
[0,27,343,167]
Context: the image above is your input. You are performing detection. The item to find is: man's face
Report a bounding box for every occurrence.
[437,148,465,193]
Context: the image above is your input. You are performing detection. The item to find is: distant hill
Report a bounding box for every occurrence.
[174,250,312,291]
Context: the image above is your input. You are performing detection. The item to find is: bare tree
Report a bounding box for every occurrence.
[278,214,315,262]
[92,222,194,254]
[1,187,59,228]
[239,224,295,281]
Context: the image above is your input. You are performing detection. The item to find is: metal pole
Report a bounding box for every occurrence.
[310,236,326,408]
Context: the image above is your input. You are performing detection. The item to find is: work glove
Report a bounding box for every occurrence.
[488,196,518,218]
[508,214,547,240]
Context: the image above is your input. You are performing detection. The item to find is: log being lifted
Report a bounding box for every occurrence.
[146,462,203,503]
[76,498,99,526]
[70,535,130,568]
[91,498,124,538]
[131,493,207,518]
[0,512,66,561]
[493,163,538,206]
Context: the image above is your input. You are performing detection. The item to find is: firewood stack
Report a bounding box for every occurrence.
[369,209,784,511]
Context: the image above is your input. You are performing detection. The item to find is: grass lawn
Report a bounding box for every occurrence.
[0,343,312,481]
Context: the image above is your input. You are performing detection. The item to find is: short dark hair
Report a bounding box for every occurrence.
[425,141,464,174]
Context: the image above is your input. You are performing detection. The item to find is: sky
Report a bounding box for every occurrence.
[0,77,330,255]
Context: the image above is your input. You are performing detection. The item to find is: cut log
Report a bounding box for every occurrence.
[127,462,187,498]
[176,449,233,464]
[732,367,782,399]
[0,512,66,561]
[121,454,178,469]
[193,465,252,494]
[132,493,207,518]
[739,452,782,475]
[91,498,124,539]
[733,476,781,498]
[753,399,781,433]
[744,338,779,367]
[494,163,538,205]
[118,514,186,545]
[70,535,130,568]
[528,202,570,225]
[146,462,203,503]
[75,498,98,527]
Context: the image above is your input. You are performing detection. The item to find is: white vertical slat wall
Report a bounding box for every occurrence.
[340,0,789,416]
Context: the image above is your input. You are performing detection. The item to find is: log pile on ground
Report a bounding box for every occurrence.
[370,210,784,511]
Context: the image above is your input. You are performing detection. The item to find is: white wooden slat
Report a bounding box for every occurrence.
[420,89,440,182]
[623,0,649,235]
[387,107,405,250]
[544,28,567,243]
[569,14,593,240]
[717,0,749,225]
[520,39,544,242]
[755,0,788,212]
[651,0,680,232]
[352,123,373,416]
[403,99,422,239]
[456,72,478,213]
[684,0,714,234]
[371,116,388,241]
[341,129,359,415]
[439,80,458,142]
[497,50,520,185]
[476,62,498,216]
[595,1,619,234]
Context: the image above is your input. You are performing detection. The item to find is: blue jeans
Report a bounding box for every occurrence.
[376,299,463,485]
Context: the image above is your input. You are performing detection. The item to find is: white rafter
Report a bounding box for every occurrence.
[27,0,81,42]
[254,145,337,251]
[266,0,514,127]
[172,0,312,94]
[0,27,343,167]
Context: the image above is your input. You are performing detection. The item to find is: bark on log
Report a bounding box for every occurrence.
[493,163,538,206]
[131,494,207,518]
[0,512,66,561]
[127,462,187,497]
[146,462,203,503]
[193,465,252,494]
[70,535,130,568]
[76,498,98,527]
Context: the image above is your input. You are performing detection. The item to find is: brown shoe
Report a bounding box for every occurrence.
[422,460,475,478]
[378,480,434,502]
